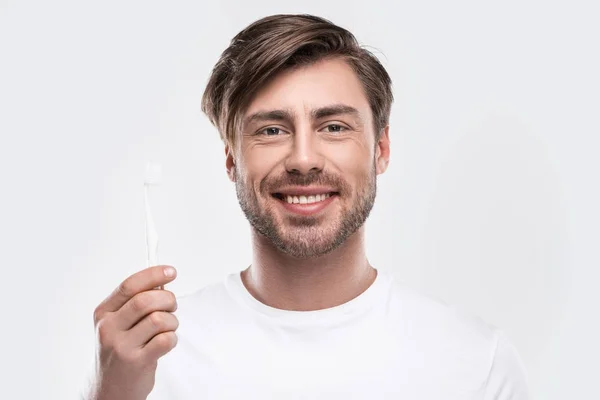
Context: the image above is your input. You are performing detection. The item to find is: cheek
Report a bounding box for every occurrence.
[327,142,373,177]
[240,146,283,187]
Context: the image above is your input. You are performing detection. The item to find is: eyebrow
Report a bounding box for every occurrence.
[244,109,295,126]
[243,104,364,127]
[311,104,361,121]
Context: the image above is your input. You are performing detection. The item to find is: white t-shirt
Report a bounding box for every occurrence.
[147,269,530,399]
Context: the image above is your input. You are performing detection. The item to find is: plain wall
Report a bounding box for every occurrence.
[0,0,598,398]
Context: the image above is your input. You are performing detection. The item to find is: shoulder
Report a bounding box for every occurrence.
[388,279,499,348]
[173,276,233,317]
[166,278,226,327]
[385,278,530,397]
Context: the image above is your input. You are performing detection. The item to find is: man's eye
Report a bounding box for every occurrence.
[260,127,283,136]
[325,124,346,133]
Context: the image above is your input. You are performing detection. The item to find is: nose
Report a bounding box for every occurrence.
[284,125,325,175]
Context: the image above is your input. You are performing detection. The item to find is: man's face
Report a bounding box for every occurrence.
[228,57,390,258]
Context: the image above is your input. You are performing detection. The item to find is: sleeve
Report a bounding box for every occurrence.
[482,331,531,400]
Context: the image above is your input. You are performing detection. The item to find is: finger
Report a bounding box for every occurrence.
[125,311,179,348]
[142,331,178,362]
[114,289,177,331]
[95,266,177,316]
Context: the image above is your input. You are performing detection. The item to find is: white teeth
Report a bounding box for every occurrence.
[282,193,332,205]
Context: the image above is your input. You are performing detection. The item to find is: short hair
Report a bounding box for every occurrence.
[201,14,393,148]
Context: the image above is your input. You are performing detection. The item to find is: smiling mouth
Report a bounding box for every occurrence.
[272,192,338,204]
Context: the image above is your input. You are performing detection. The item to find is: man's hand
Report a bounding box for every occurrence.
[87,266,179,400]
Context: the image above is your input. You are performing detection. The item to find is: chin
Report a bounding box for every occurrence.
[275,227,344,258]
[277,243,338,259]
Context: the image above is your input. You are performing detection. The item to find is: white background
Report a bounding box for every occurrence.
[1,0,598,399]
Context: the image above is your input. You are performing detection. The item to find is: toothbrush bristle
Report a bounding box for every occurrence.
[144,162,162,185]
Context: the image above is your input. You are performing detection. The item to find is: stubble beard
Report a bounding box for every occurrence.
[235,166,377,259]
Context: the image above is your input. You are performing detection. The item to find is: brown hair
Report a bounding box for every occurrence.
[201,14,393,148]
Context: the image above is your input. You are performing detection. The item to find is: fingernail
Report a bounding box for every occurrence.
[164,267,176,277]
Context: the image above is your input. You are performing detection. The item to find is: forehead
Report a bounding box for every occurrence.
[243,58,372,122]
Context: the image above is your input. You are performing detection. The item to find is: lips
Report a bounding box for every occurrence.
[272,193,337,216]
[274,186,338,195]
[274,192,334,204]
[271,187,339,215]
[272,187,339,204]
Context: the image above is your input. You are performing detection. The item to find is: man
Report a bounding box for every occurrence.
[86,14,530,400]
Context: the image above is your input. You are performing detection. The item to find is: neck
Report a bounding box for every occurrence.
[240,226,377,311]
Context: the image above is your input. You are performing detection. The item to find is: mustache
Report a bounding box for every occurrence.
[261,171,351,194]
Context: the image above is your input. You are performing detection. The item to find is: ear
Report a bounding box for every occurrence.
[375,125,390,175]
[225,145,236,182]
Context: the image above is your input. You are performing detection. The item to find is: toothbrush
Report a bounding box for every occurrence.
[144,162,163,289]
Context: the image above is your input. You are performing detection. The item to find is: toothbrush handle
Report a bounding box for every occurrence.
[145,186,162,289]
